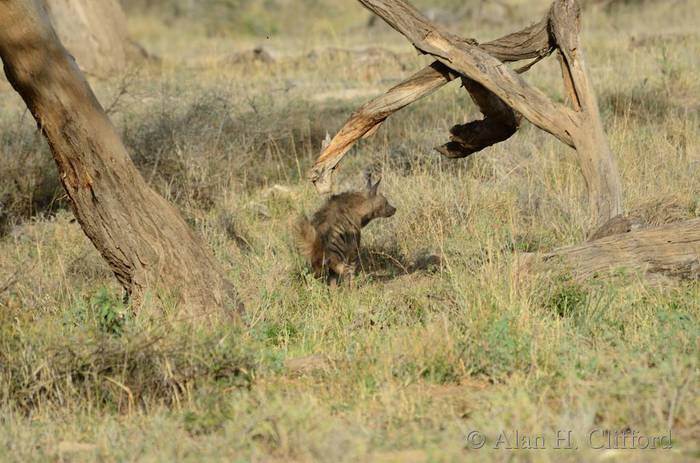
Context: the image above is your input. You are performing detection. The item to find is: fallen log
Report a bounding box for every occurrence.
[531,219,700,283]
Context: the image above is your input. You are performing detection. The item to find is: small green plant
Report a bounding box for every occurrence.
[253,320,299,347]
[421,354,460,384]
[546,276,589,318]
[92,288,129,336]
[462,315,532,380]
[690,195,700,216]
[64,288,129,336]
[658,45,680,84]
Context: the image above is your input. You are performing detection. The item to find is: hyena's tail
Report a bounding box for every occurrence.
[292,215,317,263]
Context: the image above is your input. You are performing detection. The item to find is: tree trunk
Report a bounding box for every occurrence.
[550,0,623,224]
[0,0,241,320]
[43,0,144,77]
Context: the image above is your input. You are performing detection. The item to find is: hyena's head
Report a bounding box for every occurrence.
[361,173,396,225]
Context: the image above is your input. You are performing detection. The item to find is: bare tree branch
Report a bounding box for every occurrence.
[310,17,555,193]
[312,0,623,228]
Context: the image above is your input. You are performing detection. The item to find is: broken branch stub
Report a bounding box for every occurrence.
[312,0,623,228]
[436,77,522,159]
[310,62,458,194]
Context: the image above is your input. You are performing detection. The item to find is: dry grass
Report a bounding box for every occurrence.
[0,0,699,461]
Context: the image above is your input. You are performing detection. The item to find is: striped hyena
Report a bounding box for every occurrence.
[294,173,396,284]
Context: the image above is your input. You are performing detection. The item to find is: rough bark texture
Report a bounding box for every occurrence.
[537,219,700,283]
[0,0,241,319]
[311,0,623,228]
[43,0,143,76]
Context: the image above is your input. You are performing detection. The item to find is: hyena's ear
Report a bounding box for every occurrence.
[370,178,382,196]
[364,170,382,196]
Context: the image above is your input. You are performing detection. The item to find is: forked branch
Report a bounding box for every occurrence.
[311,0,623,228]
[310,18,554,193]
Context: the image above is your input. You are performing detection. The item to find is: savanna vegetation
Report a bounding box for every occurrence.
[0,0,698,461]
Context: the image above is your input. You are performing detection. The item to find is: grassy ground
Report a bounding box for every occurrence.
[1,0,699,461]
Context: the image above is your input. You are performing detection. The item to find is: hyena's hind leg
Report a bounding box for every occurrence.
[328,261,357,288]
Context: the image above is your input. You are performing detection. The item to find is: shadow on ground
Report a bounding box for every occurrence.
[359,245,443,281]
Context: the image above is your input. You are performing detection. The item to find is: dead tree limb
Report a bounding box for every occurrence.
[310,62,458,193]
[532,219,700,283]
[0,0,241,319]
[310,18,553,193]
[354,0,577,144]
[549,1,623,231]
[311,0,623,228]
